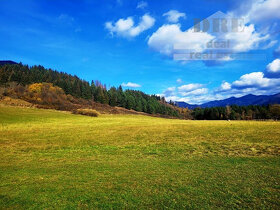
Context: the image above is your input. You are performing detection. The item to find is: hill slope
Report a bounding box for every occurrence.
[0,61,179,117]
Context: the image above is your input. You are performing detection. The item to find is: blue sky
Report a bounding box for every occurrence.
[1,0,280,104]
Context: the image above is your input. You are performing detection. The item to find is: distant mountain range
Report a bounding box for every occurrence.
[0,60,18,65]
[175,93,280,109]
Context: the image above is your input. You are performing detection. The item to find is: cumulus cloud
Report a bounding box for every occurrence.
[267,59,280,72]
[247,0,280,23]
[180,94,218,104]
[105,14,155,38]
[121,82,141,88]
[161,83,210,104]
[224,24,269,52]
[232,72,272,89]
[178,83,204,92]
[228,0,280,50]
[148,9,270,61]
[180,88,208,96]
[137,1,148,9]
[265,59,280,78]
[148,24,214,56]
[162,58,280,104]
[217,81,232,92]
[165,93,216,105]
[211,57,280,98]
[163,10,186,23]
[138,1,279,64]
[105,17,133,35]
[216,71,280,96]
[203,11,271,53]
[164,77,280,104]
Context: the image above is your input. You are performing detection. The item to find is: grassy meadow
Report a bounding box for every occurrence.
[0,105,280,209]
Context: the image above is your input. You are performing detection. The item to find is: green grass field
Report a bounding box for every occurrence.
[0,105,280,209]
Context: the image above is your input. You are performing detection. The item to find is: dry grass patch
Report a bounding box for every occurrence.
[72,108,100,117]
[0,96,33,107]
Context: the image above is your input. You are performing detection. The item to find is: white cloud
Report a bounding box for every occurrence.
[224,24,269,52]
[168,83,208,98]
[166,94,217,105]
[148,10,269,60]
[146,3,279,63]
[130,15,155,37]
[267,59,280,73]
[180,94,218,104]
[227,0,280,51]
[178,83,204,92]
[265,59,280,78]
[205,11,270,53]
[180,88,208,96]
[137,1,148,9]
[212,72,280,100]
[248,0,280,23]
[163,59,280,104]
[105,14,155,38]
[220,82,232,91]
[163,71,280,104]
[163,10,186,23]
[163,63,280,104]
[105,17,133,35]
[232,72,271,89]
[161,83,210,104]
[121,82,141,88]
[263,40,278,49]
[148,24,214,56]
[214,58,280,97]
[217,71,280,94]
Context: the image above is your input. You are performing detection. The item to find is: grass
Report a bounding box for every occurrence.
[0,105,279,209]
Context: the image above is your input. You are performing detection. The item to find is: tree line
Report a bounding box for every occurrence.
[192,104,280,120]
[1,63,279,120]
[0,63,179,117]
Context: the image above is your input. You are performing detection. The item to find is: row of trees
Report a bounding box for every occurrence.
[1,63,279,120]
[0,63,179,117]
[192,105,280,120]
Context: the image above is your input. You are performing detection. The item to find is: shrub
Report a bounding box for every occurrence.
[73,109,100,117]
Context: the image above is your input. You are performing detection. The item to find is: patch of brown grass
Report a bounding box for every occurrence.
[0,96,33,107]
[73,109,100,117]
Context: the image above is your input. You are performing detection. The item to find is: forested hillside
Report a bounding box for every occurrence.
[1,62,280,120]
[0,63,179,117]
